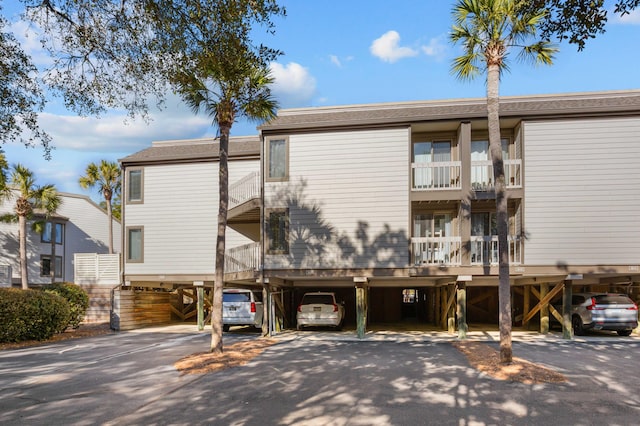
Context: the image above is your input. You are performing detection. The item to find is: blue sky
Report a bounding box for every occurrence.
[2,0,639,201]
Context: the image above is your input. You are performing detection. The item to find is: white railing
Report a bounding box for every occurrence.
[412,161,462,190]
[470,236,522,265]
[229,171,260,209]
[74,253,121,285]
[411,237,462,265]
[471,159,522,191]
[225,242,261,274]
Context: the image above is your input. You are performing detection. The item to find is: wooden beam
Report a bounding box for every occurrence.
[522,282,563,325]
[457,282,468,339]
[441,285,456,333]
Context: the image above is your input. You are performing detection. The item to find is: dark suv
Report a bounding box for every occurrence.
[569,293,638,336]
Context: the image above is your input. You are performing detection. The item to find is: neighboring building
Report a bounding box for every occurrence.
[119,90,640,333]
[0,192,122,286]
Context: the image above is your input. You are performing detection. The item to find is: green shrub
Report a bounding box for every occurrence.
[0,288,71,342]
[42,282,90,329]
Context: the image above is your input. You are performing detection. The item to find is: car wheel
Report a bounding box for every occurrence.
[572,316,584,336]
[223,324,230,332]
[617,329,633,336]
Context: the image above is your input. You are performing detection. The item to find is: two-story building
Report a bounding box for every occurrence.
[119,90,640,334]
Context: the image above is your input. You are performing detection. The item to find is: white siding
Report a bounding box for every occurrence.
[58,194,122,282]
[523,117,640,265]
[265,128,410,269]
[0,193,120,285]
[125,159,258,275]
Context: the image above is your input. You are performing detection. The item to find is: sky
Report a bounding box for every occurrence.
[2,0,639,202]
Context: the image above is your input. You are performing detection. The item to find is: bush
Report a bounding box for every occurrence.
[0,288,71,342]
[42,283,90,329]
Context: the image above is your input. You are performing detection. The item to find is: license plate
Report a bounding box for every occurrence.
[229,306,237,311]
[313,307,321,312]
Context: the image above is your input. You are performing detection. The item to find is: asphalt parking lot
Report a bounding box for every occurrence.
[1,325,639,425]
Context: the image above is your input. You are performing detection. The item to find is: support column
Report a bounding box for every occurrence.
[434,287,441,327]
[354,277,369,339]
[194,281,204,331]
[540,283,549,334]
[523,285,531,330]
[447,284,456,334]
[441,286,447,330]
[456,281,468,339]
[563,276,580,340]
[262,282,269,337]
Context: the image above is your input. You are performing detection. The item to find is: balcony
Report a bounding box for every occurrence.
[470,236,522,265]
[229,171,260,209]
[471,159,522,191]
[412,161,462,191]
[225,242,261,274]
[411,237,462,266]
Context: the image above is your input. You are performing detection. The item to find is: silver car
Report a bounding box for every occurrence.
[296,292,345,330]
[222,288,263,332]
[570,293,638,336]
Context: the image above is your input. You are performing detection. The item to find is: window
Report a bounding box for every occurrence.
[266,138,288,181]
[413,141,451,188]
[267,209,289,254]
[471,139,509,190]
[413,213,452,238]
[126,227,144,262]
[40,255,63,278]
[127,168,143,203]
[41,222,64,244]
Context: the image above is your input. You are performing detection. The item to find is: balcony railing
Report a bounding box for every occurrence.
[411,237,462,266]
[470,236,522,265]
[412,161,462,190]
[471,159,522,191]
[225,242,261,274]
[229,171,260,209]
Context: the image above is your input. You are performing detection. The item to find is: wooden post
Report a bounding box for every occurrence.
[447,284,455,334]
[441,285,447,330]
[523,285,531,330]
[194,281,204,331]
[457,281,468,339]
[540,283,549,334]
[354,277,368,339]
[563,280,573,340]
[434,287,441,327]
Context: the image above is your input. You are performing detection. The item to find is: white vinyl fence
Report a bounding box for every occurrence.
[74,253,121,285]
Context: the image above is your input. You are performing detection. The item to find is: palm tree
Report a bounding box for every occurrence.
[176,65,277,354]
[79,160,121,254]
[1,164,61,289]
[450,0,557,363]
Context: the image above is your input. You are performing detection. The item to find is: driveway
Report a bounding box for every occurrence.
[1,325,639,425]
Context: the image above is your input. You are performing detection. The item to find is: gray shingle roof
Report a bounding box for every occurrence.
[260,90,640,132]
[120,136,260,165]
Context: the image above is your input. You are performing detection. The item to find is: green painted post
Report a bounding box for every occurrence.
[356,285,365,339]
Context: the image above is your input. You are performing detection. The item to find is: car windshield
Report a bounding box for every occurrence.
[223,292,251,303]
[301,294,335,305]
[593,294,634,305]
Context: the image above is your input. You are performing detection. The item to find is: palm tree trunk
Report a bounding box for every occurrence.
[487,62,512,363]
[211,125,231,354]
[106,198,113,254]
[18,215,28,289]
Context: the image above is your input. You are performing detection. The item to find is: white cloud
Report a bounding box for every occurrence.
[614,9,640,24]
[9,19,53,67]
[370,30,418,63]
[330,55,342,67]
[269,62,316,108]
[36,95,213,152]
[421,36,447,59]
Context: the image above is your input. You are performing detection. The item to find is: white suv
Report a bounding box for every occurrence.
[222,288,263,332]
[570,293,638,336]
[296,292,345,330]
